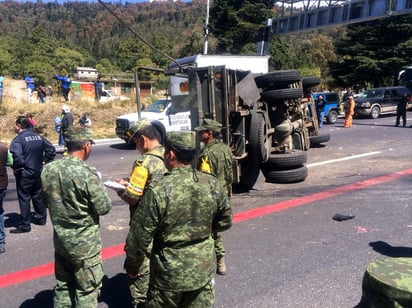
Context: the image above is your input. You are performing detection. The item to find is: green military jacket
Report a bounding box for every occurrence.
[125,167,232,291]
[125,145,167,202]
[41,156,112,261]
[198,139,233,196]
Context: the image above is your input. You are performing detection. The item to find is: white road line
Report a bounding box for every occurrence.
[307,151,382,168]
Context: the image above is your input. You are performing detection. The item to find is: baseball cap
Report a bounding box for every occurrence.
[194,118,222,133]
[67,127,95,144]
[164,131,196,150]
[123,118,151,144]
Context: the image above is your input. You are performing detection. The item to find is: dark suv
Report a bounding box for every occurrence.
[354,86,411,119]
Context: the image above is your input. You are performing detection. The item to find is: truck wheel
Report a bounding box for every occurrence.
[309,134,330,147]
[262,150,307,169]
[261,88,303,102]
[326,110,338,124]
[302,77,320,90]
[250,112,270,164]
[262,165,308,183]
[239,157,261,189]
[370,106,380,119]
[254,70,301,89]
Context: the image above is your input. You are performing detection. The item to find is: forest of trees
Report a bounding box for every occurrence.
[0,0,410,89]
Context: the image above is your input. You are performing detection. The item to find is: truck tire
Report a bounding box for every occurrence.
[250,112,270,164]
[254,70,301,89]
[302,76,320,90]
[239,157,261,189]
[261,150,307,169]
[262,165,308,183]
[309,134,330,147]
[326,110,338,124]
[261,88,303,102]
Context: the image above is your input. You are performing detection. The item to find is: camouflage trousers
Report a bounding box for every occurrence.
[146,280,215,308]
[54,252,103,308]
[128,256,150,306]
[213,232,225,257]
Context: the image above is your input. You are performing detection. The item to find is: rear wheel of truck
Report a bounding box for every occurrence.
[262,165,308,183]
[309,134,330,147]
[261,88,303,102]
[254,70,301,89]
[238,157,261,189]
[302,76,320,90]
[250,112,270,164]
[262,150,307,169]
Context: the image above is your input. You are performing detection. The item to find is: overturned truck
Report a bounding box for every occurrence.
[164,56,329,188]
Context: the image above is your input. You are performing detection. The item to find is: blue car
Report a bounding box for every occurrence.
[313,92,341,124]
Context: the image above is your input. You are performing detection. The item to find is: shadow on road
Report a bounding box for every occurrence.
[110,143,135,150]
[369,240,412,257]
[18,274,133,308]
[20,289,53,308]
[99,273,133,307]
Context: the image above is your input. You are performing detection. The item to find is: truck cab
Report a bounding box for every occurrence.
[115,99,191,141]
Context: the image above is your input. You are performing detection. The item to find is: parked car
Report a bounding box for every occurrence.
[312,91,341,124]
[100,89,130,103]
[115,99,191,141]
[354,86,412,119]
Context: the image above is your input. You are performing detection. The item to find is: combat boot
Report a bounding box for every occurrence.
[216,256,226,275]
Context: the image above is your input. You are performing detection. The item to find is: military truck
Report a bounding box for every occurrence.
[118,55,329,188]
[167,56,330,187]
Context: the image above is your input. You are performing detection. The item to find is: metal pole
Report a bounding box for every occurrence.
[203,0,210,55]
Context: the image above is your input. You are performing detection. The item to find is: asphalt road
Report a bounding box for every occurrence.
[1,113,412,308]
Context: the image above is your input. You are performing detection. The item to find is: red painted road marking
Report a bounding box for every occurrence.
[1,168,412,289]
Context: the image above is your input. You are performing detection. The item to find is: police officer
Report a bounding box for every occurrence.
[41,127,112,307]
[9,115,56,233]
[116,118,167,307]
[195,118,234,275]
[125,131,232,307]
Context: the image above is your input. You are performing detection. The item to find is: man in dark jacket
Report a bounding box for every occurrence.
[9,115,56,233]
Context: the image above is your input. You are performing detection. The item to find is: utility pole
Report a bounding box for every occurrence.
[203,0,210,55]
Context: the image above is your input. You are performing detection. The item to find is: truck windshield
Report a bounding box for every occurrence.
[146,100,170,113]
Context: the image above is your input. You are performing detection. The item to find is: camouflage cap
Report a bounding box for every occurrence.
[124,118,151,144]
[194,118,222,133]
[67,126,95,144]
[165,131,196,150]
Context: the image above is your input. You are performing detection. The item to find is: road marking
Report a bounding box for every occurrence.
[1,167,412,289]
[307,151,381,167]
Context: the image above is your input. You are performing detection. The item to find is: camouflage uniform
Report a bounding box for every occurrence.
[122,119,167,307]
[125,131,232,308]
[196,119,234,273]
[127,146,166,307]
[41,130,112,308]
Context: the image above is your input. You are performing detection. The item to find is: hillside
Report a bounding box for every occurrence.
[0,79,150,145]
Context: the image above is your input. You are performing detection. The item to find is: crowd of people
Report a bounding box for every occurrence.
[0,114,233,307]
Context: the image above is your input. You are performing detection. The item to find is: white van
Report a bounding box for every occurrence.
[115,99,191,141]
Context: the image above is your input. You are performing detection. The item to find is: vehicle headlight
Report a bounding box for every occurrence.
[360,102,371,108]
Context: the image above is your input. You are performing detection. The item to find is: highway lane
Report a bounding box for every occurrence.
[1,114,412,307]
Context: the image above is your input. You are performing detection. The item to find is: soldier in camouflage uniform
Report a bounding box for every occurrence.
[116,119,167,308]
[125,131,232,307]
[195,118,234,275]
[41,127,112,307]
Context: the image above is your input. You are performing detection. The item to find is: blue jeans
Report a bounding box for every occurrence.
[0,188,7,245]
[317,110,324,128]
